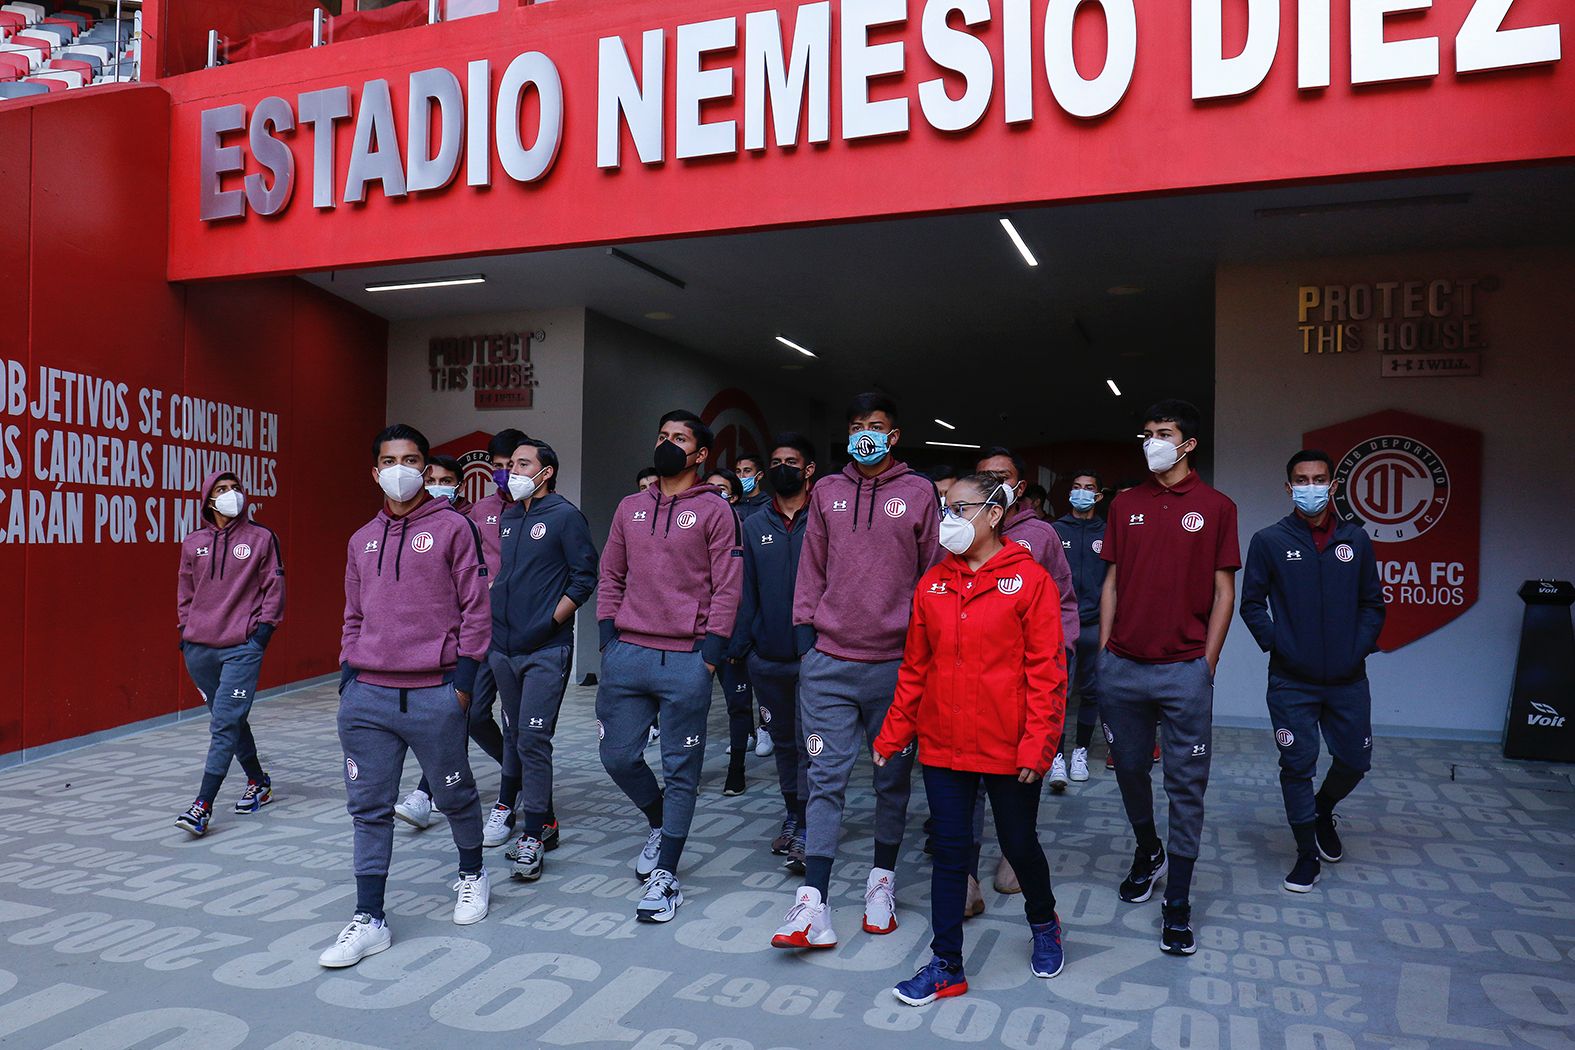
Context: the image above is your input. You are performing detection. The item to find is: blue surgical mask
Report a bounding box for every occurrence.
[1291,484,1330,516]
[741,475,759,496]
[847,429,890,466]
[1068,489,1098,512]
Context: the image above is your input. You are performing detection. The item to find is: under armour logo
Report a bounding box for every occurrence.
[1286,549,1303,561]
[364,540,379,553]
[501,528,512,538]
[684,735,701,748]
[230,688,247,698]
[1191,744,1207,757]
[633,510,648,521]
[486,515,499,525]
[529,717,545,728]
[1062,539,1072,549]
[196,546,210,556]
[759,533,774,545]
[928,582,948,594]
[1128,514,1145,526]
[444,772,462,786]
[832,500,848,512]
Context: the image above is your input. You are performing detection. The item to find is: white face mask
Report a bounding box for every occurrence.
[507,470,543,502]
[938,497,999,555]
[212,489,245,519]
[378,464,426,503]
[425,484,458,503]
[1143,436,1186,474]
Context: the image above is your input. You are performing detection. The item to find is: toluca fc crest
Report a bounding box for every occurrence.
[675,510,697,530]
[884,497,907,518]
[1307,410,1482,651]
[411,532,434,553]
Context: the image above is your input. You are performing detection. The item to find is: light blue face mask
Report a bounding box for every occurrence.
[1291,483,1331,516]
[847,429,890,466]
[1068,489,1098,512]
[741,475,759,496]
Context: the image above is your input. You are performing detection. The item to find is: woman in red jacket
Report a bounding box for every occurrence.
[874,473,1068,1006]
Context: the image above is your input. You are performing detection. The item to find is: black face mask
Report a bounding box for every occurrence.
[653,440,691,478]
[768,464,805,496]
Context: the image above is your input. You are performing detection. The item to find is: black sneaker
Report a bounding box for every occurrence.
[1315,811,1343,863]
[1160,902,1195,955]
[785,835,806,875]
[723,762,747,797]
[1284,854,1321,893]
[1118,844,1167,903]
[542,818,561,852]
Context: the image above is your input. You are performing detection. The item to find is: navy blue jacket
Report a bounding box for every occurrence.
[491,492,599,654]
[1052,513,1107,627]
[1240,513,1386,685]
[732,500,810,663]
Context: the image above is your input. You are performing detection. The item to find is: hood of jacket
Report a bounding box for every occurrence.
[199,470,240,524]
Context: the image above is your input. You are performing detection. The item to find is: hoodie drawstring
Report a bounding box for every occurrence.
[851,478,862,533]
[664,497,677,537]
[376,519,391,577]
[868,477,880,530]
[393,519,407,581]
[649,489,660,535]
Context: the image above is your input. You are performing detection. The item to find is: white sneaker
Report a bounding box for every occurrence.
[453,869,490,925]
[482,804,515,847]
[771,886,837,949]
[1070,747,1090,782]
[863,867,898,934]
[646,726,660,749]
[1048,754,1070,793]
[394,790,433,829]
[634,827,662,879]
[319,913,391,968]
[755,731,775,757]
[511,837,544,881]
[636,869,684,923]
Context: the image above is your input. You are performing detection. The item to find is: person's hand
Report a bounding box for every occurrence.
[872,749,888,767]
[456,690,472,712]
[1017,767,1041,783]
[1206,654,1219,678]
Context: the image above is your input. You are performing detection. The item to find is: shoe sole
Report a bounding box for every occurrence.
[483,833,513,848]
[994,884,1022,895]
[786,859,806,875]
[771,842,791,855]
[320,935,391,969]
[1048,781,1068,794]
[893,982,967,1007]
[394,810,432,830]
[1283,875,1319,893]
[1160,938,1197,956]
[234,794,273,814]
[1119,857,1168,904]
[964,902,986,918]
[174,822,207,838]
[722,787,746,797]
[1317,846,1343,864]
[771,930,837,950]
[1070,773,1089,782]
[454,904,490,926]
[512,866,543,882]
[1032,959,1065,979]
[862,916,898,935]
[636,893,683,923]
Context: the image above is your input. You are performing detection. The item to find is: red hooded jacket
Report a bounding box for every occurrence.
[874,542,1067,776]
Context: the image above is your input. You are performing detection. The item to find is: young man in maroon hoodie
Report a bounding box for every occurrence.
[320,424,493,969]
[597,409,743,924]
[774,392,940,949]
[174,472,285,837]
[395,429,523,842]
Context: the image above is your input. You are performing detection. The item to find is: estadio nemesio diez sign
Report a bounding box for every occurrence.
[198,0,1564,220]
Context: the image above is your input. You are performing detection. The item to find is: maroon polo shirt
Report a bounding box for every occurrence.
[1101,471,1241,663]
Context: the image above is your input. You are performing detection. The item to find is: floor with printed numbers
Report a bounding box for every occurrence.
[0,681,1572,1050]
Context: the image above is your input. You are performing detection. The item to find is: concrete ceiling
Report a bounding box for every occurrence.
[304,163,1575,451]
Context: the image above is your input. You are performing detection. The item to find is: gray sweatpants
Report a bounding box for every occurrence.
[799,649,914,861]
[491,645,573,816]
[1098,650,1213,860]
[338,678,484,877]
[749,655,808,806]
[183,640,265,780]
[595,640,713,861]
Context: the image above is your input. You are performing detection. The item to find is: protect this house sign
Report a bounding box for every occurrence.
[1295,277,1492,377]
[428,332,542,410]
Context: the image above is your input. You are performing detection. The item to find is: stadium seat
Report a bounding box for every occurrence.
[12,32,51,58]
[0,12,24,35]
[45,56,89,81]
[0,41,44,69]
[27,22,71,46]
[3,3,43,23]
[55,44,98,69]
[0,50,29,76]
[0,79,47,97]
[30,67,80,87]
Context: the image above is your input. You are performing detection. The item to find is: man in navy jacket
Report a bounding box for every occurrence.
[1240,449,1385,895]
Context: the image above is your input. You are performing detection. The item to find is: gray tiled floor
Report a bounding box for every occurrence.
[0,682,1571,1050]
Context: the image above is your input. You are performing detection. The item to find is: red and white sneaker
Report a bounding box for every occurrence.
[770,886,837,949]
[863,867,898,934]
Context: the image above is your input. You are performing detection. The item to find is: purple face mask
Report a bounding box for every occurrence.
[492,467,511,491]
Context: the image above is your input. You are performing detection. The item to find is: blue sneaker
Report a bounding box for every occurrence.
[893,956,967,1006]
[1031,917,1064,978]
[234,775,272,814]
[175,799,211,837]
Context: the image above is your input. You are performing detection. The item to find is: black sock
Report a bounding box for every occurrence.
[1165,854,1195,905]
[239,754,265,781]
[656,834,686,874]
[1316,762,1364,815]
[546,792,556,825]
[792,797,807,824]
[1075,720,1096,748]
[782,792,799,821]
[1134,821,1162,854]
[1291,822,1317,857]
[497,774,522,811]
[417,775,431,797]
[197,772,224,806]
[638,794,664,830]
[457,845,483,876]
[524,810,550,842]
[356,874,387,921]
[805,855,833,897]
[969,842,983,881]
[873,841,900,871]
[728,752,746,776]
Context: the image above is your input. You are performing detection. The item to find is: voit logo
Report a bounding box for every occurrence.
[1528,702,1566,729]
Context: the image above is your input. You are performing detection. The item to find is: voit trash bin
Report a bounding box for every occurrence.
[1503,579,1575,762]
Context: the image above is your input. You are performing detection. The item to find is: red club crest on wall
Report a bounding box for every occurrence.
[1304,410,1482,651]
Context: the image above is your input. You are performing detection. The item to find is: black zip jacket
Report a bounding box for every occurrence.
[491,492,599,655]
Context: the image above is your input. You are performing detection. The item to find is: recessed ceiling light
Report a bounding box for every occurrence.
[926,440,982,449]
[775,335,816,358]
[366,274,486,292]
[934,418,956,431]
[645,311,674,321]
[1106,379,1123,396]
[1107,285,1143,296]
[998,217,1038,268]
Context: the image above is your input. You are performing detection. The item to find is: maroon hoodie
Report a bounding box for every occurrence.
[794,459,941,662]
[1002,505,1081,647]
[467,491,509,575]
[597,481,742,664]
[177,471,285,648]
[341,495,491,690]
